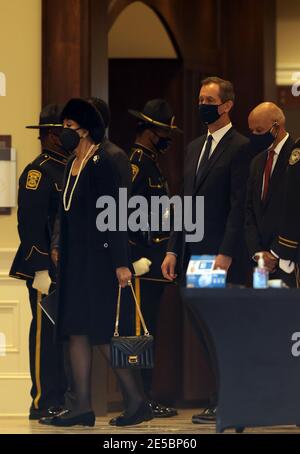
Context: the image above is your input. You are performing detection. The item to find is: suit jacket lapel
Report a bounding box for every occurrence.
[186,136,206,195]
[194,127,235,194]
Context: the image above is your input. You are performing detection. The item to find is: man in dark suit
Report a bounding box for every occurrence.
[162,77,251,423]
[245,102,296,286]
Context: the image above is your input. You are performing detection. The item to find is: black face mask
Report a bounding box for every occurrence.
[198,103,224,125]
[153,132,172,153]
[156,137,172,153]
[59,128,81,153]
[249,125,278,152]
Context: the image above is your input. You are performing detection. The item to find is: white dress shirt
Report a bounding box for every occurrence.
[196,122,233,174]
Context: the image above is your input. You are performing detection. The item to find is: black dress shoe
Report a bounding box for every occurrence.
[192,407,216,424]
[114,402,153,427]
[109,401,177,426]
[109,413,124,426]
[29,406,65,420]
[38,409,70,425]
[149,402,178,418]
[39,410,95,427]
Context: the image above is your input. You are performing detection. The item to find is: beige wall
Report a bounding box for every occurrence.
[109,0,177,58]
[0,0,41,416]
[277,0,300,84]
[0,0,41,249]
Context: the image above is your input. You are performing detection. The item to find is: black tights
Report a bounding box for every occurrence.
[67,335,146,416]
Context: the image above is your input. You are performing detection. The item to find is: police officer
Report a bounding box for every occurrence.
[271,140,300,282]
[10,105,71,419]
[127,99,181,418]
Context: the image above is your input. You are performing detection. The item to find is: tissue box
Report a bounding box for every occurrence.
[186,255,227,288]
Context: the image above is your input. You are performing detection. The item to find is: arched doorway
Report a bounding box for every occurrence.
[108,1,184,404]
[108,0,183,195]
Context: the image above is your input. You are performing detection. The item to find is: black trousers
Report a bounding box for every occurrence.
[26,281,67,410]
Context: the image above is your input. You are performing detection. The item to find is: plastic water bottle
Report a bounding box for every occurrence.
[253,253,269,289]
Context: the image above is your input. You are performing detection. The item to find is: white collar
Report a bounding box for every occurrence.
[208,122,233,145]
[272,133,289,155]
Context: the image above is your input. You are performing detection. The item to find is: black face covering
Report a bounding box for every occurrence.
[59,128,81,153]
[156,137,172,153]
[249,124,278,152]
[153,132,172,153]
[198,103,224,125]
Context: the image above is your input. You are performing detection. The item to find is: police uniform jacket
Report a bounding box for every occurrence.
[272,147,300,263]
[10,149,68,281]
[129,144,170,279]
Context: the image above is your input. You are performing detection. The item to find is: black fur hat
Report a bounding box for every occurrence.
[87,97,110,130]
[61,98,105,144]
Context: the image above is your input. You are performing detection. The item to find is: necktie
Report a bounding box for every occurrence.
[262,149,275,202]
[195,134,213,188]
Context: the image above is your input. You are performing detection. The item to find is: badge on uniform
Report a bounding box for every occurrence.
[131,164,140,181]
[26,170,42,190]
[289,148,300,166]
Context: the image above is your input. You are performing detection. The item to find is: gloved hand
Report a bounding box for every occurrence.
[270,250,295,274]
[32,270,51,295]
[279,259,295,274]
[133,258,152,276]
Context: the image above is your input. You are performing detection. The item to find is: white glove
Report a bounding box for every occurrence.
[133,258,152,276]
[270,250,295,274]
[32,270,51,295]
[279,259,295,274]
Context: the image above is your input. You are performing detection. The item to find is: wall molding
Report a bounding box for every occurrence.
[0,373,30,380]
[0,300,20,353]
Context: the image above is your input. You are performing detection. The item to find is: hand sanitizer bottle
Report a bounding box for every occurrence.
[253,253,269,289]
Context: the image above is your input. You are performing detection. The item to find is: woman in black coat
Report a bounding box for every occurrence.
[44,99,152,427]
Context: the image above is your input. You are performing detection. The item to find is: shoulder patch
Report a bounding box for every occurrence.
[130,148,143,162]
[131,164,140,182]
[289,149,300,166]
[26,170,42,190]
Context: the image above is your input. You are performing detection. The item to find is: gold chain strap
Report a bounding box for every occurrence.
[114,282,150,337]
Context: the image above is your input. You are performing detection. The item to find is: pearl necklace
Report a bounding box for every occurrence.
[63,144,99,212]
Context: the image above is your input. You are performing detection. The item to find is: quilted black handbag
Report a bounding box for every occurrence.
[110,282,154,369]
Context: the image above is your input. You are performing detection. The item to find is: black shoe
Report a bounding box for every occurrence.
[114,402,153,427]
[192,407,216,424]
[149,401,178,418]
[29,406,65,420]
[38,409,70,425]
[39,410,95,427]
[109,413,124,426]
[109,401,177,426]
